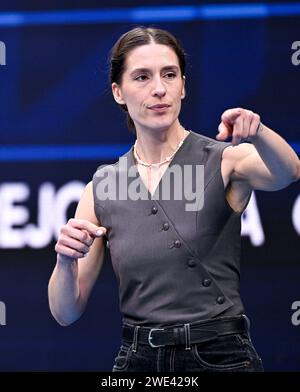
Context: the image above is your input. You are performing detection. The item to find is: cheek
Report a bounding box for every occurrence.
[170,85,184,100]
[124,95,146,118]
[127,94,147,112]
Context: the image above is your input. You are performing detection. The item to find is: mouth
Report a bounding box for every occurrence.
[148,104,171,112]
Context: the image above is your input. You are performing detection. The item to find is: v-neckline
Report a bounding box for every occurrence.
[128,131,193,199]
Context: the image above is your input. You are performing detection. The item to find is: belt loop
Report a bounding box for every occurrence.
[241,314,252,342]
[184,323,191,350]
[242,314,251,331]
[132,326,140,352]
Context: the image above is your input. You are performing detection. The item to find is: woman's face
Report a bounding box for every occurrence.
[112,42,185,133]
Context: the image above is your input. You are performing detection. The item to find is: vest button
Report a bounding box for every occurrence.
[202,278,211,287]
[174,240,181,248]
[151,206,158,214]
[163,222,169,231]
[187,259,196,268]
[216,296,225,304]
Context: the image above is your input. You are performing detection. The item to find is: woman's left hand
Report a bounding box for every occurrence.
[216,108,261,146]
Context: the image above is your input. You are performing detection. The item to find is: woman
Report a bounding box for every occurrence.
[48,27,300,372]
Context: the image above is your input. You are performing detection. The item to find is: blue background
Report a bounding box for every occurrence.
[0,1,299,371]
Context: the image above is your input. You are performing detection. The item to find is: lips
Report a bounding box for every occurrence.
[148,104,171,111]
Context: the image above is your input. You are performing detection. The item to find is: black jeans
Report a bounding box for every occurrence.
[112,317,264,372]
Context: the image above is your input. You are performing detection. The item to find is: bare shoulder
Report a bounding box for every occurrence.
[221,144,256,183]
[222,143,256,167]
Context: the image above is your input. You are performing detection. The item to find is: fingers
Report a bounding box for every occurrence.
[221,108,242,124]
[232,115,244,146]
[217,108,261,145]
[61,226,93,246]
[55,243,87,261]
[216,122,231,141]
[58,235,90,254]
[55,218,107,261]
[248,112,261,139]
[68,218,107,237]
[217,108,243,142]
[235,110,260,143]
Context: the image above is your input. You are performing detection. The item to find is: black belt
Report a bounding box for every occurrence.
[122,315,249,349]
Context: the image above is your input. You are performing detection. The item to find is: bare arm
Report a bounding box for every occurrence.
[48,181,107,326]
[218,108,300,191]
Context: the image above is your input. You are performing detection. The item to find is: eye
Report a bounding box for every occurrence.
[134,74,148,81]
[164,72,176,79]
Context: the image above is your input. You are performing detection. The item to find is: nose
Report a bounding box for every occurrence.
[151,76,166,98]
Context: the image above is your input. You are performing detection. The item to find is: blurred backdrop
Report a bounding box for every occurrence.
[0,0,299,371]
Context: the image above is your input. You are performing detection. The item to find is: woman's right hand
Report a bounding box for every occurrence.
[55,218,107,262]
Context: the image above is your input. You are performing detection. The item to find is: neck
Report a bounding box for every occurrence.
[134,122,187,164]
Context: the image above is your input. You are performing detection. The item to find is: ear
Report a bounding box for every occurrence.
[112,82,125,105]
[181,76,186,99]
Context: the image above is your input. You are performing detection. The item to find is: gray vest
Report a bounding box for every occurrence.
[93,131,245,327]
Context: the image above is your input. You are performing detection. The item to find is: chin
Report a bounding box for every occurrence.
[150,124,172,132]
[147,118,175,131]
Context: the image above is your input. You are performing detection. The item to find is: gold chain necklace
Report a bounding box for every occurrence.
[133,130,189,194]
[133,130,188,168]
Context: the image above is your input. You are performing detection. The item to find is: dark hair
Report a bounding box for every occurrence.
[109,26,186,133]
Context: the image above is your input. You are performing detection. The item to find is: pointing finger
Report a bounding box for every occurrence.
[221,108,242,125]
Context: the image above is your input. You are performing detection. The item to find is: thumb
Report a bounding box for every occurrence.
[95,226,107,237]
[216,122,231,141]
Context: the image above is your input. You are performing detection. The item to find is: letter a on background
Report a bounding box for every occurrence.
[0,41,6,65]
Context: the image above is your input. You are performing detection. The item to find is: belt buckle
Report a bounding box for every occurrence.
[148,328,165,348]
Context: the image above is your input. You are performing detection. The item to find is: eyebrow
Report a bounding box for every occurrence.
[130,65,179,76]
